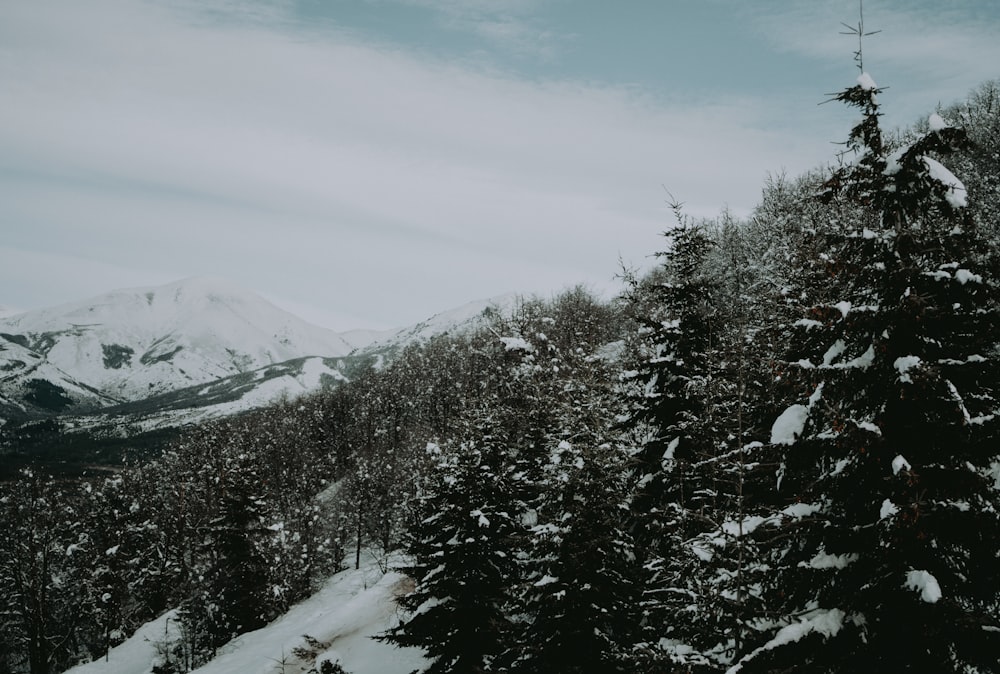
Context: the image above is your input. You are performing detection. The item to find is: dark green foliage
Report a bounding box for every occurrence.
[0,420,181,478]
[625,219,718,500]
[620,213,771,670]
[173,479,273,665]
[379,288,635,673]
[101,344,134,369]
[24,380,73,412]
[509,442,639,674]
[208,485,272,640]
[623,218,725,568]
[733,61,1000,674]
[381,440,520,674]
[1,332,30,349]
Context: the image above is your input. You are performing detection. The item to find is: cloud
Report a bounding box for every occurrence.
[0,0,909,330]
[389,0,561,58]
[739,0,1000,123]
[0,245,178,311]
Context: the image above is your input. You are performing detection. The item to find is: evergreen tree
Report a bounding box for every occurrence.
[380,437,520,673]
[508,440,639,674]
[623,215,755,669]
[625,217,719,534]
[734,26,1000,673]
[208,482,272,641]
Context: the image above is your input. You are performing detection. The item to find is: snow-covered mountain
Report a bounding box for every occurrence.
[0,277,360,403]
[0,336,118,420]
[362,294,518,353]
[0,278,515,458]
[76,355,355,435]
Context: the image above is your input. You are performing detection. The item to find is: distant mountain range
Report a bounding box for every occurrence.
[0,277,512,468]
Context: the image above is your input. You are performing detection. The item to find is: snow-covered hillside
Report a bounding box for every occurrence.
[66,560,426,674]
[363,294,518,353]
[0,336,117,418]
[0,277,360,401]
[74,355,353,434]
[1,278,518,445]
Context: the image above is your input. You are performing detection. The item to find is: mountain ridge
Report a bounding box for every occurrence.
[0,278,516,466]
[0,277,363,404]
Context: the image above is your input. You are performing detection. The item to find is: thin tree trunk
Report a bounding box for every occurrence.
[355,508,363,570]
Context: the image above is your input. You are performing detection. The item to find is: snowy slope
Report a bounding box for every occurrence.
[0,335,116,418]
[362,294,518,353]
[2,281,521,450]
[0,277,359,401]
[66,560,427,674]
[339,327,398,352]
[74,356,354,433]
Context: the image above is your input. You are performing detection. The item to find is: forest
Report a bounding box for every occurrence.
[3,48,1000,674]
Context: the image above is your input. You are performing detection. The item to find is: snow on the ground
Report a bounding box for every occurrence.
[66,559,426,674]
[66,610,180,674]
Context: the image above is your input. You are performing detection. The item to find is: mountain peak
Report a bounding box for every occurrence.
[0,278,358,402]
[0,280,521,425]
[154,275,261,303]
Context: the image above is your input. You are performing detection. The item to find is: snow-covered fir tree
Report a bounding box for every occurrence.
[626,217,719,550]
[507,440,639,674]
[733,44,1000,674]
[623,216,761,670]
[380,436,520,674]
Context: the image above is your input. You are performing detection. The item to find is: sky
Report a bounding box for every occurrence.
[2,0,999,331]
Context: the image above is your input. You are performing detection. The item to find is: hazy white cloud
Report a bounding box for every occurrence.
[3,0,993,330]
[393,0,561,57]
[0,245,179,311]
[743,0,1000,125]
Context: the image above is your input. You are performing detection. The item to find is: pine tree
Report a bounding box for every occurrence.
[623,214,752,668]
[508,440,639,674]
[208,481,271,641]
[167,440,274,667]
[380,437,520,673]
[733,17,1000,673]
[626,216,719,536]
